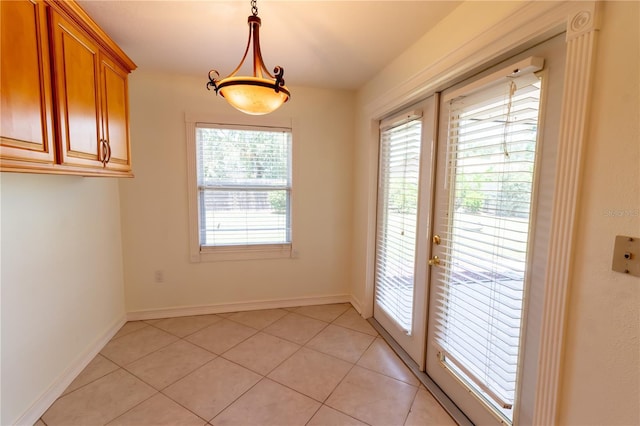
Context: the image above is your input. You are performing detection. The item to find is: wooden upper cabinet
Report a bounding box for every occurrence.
[0,0,136,177]
[0,0,56,166]
[100,54,131,172]
[50,9,103,168]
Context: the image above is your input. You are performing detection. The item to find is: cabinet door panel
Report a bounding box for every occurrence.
[50,10,103,167]
[0,0,55,164]
[101,55,131,171]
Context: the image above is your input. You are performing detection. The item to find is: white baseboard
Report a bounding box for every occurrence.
[126,294,353,321]
[15,315,127,426]
[350,294,364,315]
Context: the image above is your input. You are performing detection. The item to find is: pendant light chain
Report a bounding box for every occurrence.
[251,0,258,17]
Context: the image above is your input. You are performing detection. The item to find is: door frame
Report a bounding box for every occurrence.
[359,2,601,424]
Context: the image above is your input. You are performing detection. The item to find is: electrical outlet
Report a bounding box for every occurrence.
[154,270,164,283]
[612,235,640,277]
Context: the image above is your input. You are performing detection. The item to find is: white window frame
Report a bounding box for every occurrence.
[186,112,294,262]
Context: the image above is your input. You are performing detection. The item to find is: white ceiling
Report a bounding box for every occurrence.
[78,1,461,90]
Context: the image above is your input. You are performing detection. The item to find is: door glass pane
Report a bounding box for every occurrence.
[434,74,542,422]
[375,118,421,333]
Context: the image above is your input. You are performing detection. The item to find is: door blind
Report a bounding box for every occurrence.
[434,68,542,421]
[375,114,422,334]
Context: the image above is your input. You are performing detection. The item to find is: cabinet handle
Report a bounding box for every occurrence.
[104,140,111,164]
[100,139,107,165]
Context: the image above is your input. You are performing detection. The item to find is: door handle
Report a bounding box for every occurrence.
[428,256,440,266]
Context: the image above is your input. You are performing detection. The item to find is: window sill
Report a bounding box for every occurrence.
[191,243,292,262]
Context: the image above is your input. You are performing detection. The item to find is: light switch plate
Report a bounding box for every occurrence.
[612,235,640,277]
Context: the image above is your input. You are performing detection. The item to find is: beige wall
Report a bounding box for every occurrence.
[558,2,639,423]
[121,71,355,313]
[0,174,126,425]
[352,1,639,424]
[2,2,637,425]
[350,0,525,308]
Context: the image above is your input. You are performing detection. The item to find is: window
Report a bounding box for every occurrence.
[374,112,422,334]
[186,116,293,261]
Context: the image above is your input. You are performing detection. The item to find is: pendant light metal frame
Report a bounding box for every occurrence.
[206,0,290,114]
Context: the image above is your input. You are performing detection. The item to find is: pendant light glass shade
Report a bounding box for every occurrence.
[207,4,290,115]
[217,77,290,115]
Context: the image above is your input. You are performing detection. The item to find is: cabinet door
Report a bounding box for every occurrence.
[50,9,105,169]
[100,54,131,172]
[0,0,55,165]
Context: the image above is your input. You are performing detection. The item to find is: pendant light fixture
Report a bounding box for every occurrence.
[206,0,290,115]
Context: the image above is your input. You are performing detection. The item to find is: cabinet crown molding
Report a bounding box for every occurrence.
[46,0,137,71]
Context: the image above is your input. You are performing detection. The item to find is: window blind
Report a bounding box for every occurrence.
[434,70,542,422]
[375,114,422,334]
[196,125,292,247]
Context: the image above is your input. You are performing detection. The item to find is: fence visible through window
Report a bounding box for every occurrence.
[195,125,292,247]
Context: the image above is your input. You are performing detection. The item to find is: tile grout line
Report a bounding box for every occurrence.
[154,375,212,426]
[367,317,472,426]
[154,355,217,424]
[128,309,329,424]
[104,318,223,425]
[179,313,321,424]
[164,326,263,424]
[55,355,120,400]
[206,376,264,424]
[48,367,126,402]
[290,304,351,323]
[303,404,324,426]
[223,308,289,330]
[263,313,334,347]
[151,344,240,424]
[206,313,334,423]
[315,309,423,425]
[402,385,422,426]
[99,327,182,368]
[45,303,405,426]
[102,391,159,426]
[317,329,377,424]
[313,316,421,387]
[110,323,150,341]
[145,314,224,339]
[180,318,260,355]
[205,304,361,424]
[121,344,218,411]
[241,331,307,372]
[240,327,370,426]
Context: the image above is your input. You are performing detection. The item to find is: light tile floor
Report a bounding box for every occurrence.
[39,304,457,426]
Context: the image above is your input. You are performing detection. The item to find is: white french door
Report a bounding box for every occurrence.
[373,97,436,368]
[371,34,565,423]
[425,34,566,425]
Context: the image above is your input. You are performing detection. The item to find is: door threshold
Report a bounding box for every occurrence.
[367,317,474,426]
